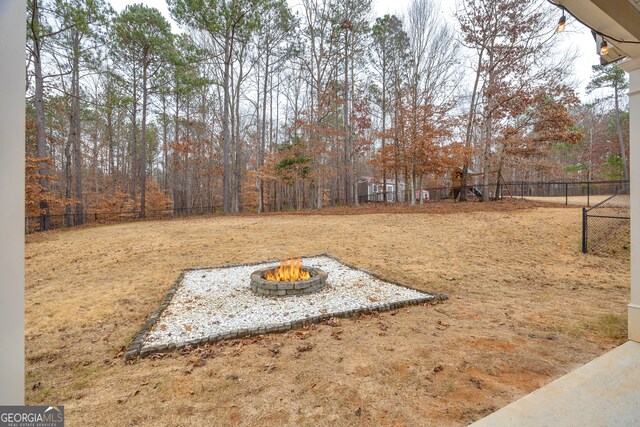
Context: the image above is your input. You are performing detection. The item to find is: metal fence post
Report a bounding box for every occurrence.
[565,183,568,205]
[582,207,588,253]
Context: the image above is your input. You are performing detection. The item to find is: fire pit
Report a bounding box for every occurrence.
[250,257,328,297]
[125,254,447,360]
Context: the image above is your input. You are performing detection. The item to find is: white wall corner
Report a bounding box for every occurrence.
[629,304,640,342]
[619,57,640,342]
[0,0,26,404]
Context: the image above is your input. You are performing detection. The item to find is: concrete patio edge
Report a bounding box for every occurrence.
[470,340,640,427]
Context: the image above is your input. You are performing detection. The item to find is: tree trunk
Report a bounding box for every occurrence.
[32,2,50,231]
[350,40,356,205]
[222,31,232,214]
[259,53,270,213]
[131,65,138,205]
[106,79,115,182]
[459,49,484,202]
[64,139,72,226]
[70,31,84,224]
[410,164,415,205]
[493,144,505,200]
[343,30,352,205]
[614,84,629,181]
[172,85,180,213]
[394,166,399,203]
[381,54,387,202]
[91,118,99,210]
[482,120,491,202]
[234,56,245,213]
[481,53,494,202]
[162,93,168,190]
[140,57,148,218]
[184,103,191,211]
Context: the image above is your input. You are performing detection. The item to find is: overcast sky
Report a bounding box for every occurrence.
[109,0,603,101]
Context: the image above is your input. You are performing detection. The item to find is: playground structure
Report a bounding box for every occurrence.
[451,167,479,200]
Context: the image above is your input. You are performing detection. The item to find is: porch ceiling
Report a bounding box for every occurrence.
[555,0,640,62]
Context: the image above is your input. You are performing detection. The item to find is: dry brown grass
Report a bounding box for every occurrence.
[522,195,628,207]
[25,200,629,426]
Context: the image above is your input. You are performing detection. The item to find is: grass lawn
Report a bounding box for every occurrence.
[522,195,629,207]
[25,200,630,426]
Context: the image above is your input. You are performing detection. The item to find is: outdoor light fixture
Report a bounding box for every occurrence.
[556,14,566,33]
[549,0,640,65]
[600,40,609,56]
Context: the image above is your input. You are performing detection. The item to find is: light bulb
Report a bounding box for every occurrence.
[556,15,566,33]
[600,40,609,56]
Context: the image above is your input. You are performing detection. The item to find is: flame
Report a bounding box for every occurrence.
[264,256,311,282]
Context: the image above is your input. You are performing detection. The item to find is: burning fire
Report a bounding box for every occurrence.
[264,257,311,282]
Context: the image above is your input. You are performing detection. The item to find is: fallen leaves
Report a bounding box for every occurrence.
[149,352,170,361]
[185,357,206,375]
[296,343,314,353]
[117,389,139,404]
[325,317,341,327]
[294,331,309,340]
[470,377,483,389]
[436,320,450,330]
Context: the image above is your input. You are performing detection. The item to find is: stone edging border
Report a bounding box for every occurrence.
[124,253,448,360]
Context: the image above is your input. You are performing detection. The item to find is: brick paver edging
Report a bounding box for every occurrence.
[124,253,448,360]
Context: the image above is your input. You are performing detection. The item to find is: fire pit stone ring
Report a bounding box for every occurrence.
[250,266,328,297]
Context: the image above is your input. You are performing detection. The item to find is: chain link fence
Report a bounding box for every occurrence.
[582,184,630,254]
[29,180,630,236]
[25,206,218,234]
[358,180,629,206]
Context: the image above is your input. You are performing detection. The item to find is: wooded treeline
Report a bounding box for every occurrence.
[25,0,629,230]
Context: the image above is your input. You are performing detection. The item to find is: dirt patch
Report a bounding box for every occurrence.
[25,201,629,426]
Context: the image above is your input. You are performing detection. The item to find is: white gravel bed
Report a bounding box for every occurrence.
[143,256,435,349]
